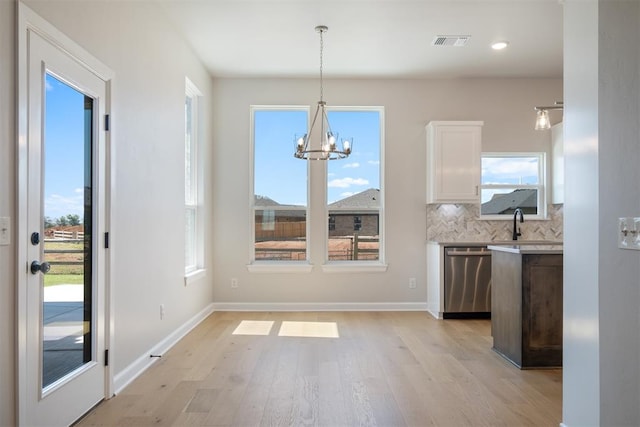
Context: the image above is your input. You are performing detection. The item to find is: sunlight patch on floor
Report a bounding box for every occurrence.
[232,320,275,336]
[278,321,339,338]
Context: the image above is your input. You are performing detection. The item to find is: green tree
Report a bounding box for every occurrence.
[56,216,68,226]
[44,216,55,229]
[66,214,81,226]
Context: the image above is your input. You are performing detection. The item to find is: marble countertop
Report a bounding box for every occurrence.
[487,244,564,254]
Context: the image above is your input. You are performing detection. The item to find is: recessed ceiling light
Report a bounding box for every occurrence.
[491,41,509,50]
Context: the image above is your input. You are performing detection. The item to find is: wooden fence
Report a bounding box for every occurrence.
[52,230,84,240]
[255,234,379,261]
[44,238,84,267]
[255,221,305,240]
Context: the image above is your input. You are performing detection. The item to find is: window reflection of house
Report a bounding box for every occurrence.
[481,188,538,215]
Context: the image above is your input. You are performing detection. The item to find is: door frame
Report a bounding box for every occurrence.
[16,2,114,424]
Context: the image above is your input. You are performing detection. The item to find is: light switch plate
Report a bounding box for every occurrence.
[0,217,9,246]
[618,217,640,250]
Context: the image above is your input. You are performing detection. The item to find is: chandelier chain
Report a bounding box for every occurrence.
[319,28,324,103]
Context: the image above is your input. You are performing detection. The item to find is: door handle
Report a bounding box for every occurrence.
[30,261,51,275]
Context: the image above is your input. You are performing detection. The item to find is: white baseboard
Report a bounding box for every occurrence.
[113,303,215,394]
[211,302,428,311]
[426,302,442,319]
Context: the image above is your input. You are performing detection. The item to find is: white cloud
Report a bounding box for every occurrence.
[327,177,369,188]
[340,192,355,198]
[343,162,360,169]
[482,157,538,177]
[45,80,53,91]
[367,160,380,165]
[74,188,84,193]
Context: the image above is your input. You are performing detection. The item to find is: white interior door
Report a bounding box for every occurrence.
[18,5,111,426]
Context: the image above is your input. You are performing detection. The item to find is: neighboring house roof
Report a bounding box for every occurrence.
[329,188,380,210]
[254,188,380,218]
[481,189,537,214]
[254,195,281,207]
[254,194,306,219]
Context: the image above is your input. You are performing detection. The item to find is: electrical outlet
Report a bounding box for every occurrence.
[160,304,165,320]
[231,278,239,288]
[409,277,417,289]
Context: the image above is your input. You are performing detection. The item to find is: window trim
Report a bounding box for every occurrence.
[249,105,311,266]
[184,77,205,279]
[247,105,387,273]
[480,152,547,220]
[323,106,386,268]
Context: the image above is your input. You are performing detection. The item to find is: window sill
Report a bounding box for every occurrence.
[184,268,206,286]
[247,262,313,273]
[321,262,388,273]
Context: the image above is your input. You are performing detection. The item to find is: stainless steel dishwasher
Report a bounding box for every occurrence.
[443,246,492,319]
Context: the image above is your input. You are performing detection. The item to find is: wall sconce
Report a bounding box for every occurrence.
[534,101,563,130]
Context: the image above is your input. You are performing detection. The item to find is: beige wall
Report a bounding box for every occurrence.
[563,1,640,425]
[0,1,16,425]
[2,1,215,422]
[211,77,562,307]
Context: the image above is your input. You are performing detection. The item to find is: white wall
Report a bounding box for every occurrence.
[0,1,16,425]
[563,1,640,425]
[16,0,215,398]
[211,78,561,307]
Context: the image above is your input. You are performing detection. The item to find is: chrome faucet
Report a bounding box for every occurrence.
[512,208,524,240]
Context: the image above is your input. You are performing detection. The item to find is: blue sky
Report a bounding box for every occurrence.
[481,156,539,203]
[44,73,87,220]
[254,109,381,206]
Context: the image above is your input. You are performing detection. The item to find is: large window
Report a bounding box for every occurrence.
[252,108,308,261]
[185,78,203,274]
[251,106,384,268]
[480,153,546,219]
[327,108,383,262]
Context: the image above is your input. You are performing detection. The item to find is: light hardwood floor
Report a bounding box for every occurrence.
[76,311,562,426]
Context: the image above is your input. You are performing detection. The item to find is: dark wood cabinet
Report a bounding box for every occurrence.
[491,250,563,368]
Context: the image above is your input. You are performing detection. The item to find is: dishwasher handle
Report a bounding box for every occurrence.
[445,250,491,256]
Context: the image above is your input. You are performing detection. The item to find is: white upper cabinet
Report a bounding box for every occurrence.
[426,121,483,204]
[551,122,564,204]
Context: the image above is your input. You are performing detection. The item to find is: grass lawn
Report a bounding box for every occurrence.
[44,274,84,286]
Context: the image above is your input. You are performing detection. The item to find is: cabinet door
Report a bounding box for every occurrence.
[427,121,482,203]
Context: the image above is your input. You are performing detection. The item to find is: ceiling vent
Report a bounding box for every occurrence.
[431,35,470,47]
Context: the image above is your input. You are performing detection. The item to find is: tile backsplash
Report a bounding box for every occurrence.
[427,204,563,242]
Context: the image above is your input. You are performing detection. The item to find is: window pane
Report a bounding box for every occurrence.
[481,188,539,215]
[254,110,307,207]
[185,207,196,268]
[327,109,381,262]
[185,95,195,204]
[327,211,379,260]
[255,209,306,260]
[481,156,539,185]
[253,108,308,261]
[326,111,380,204]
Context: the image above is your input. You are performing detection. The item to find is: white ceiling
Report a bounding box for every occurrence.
[157,0,563,79]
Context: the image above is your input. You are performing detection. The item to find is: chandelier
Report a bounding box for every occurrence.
[294,25,352,160]
[534,101,563,130]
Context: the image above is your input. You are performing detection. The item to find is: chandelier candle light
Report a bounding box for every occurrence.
[294,25,352,160]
